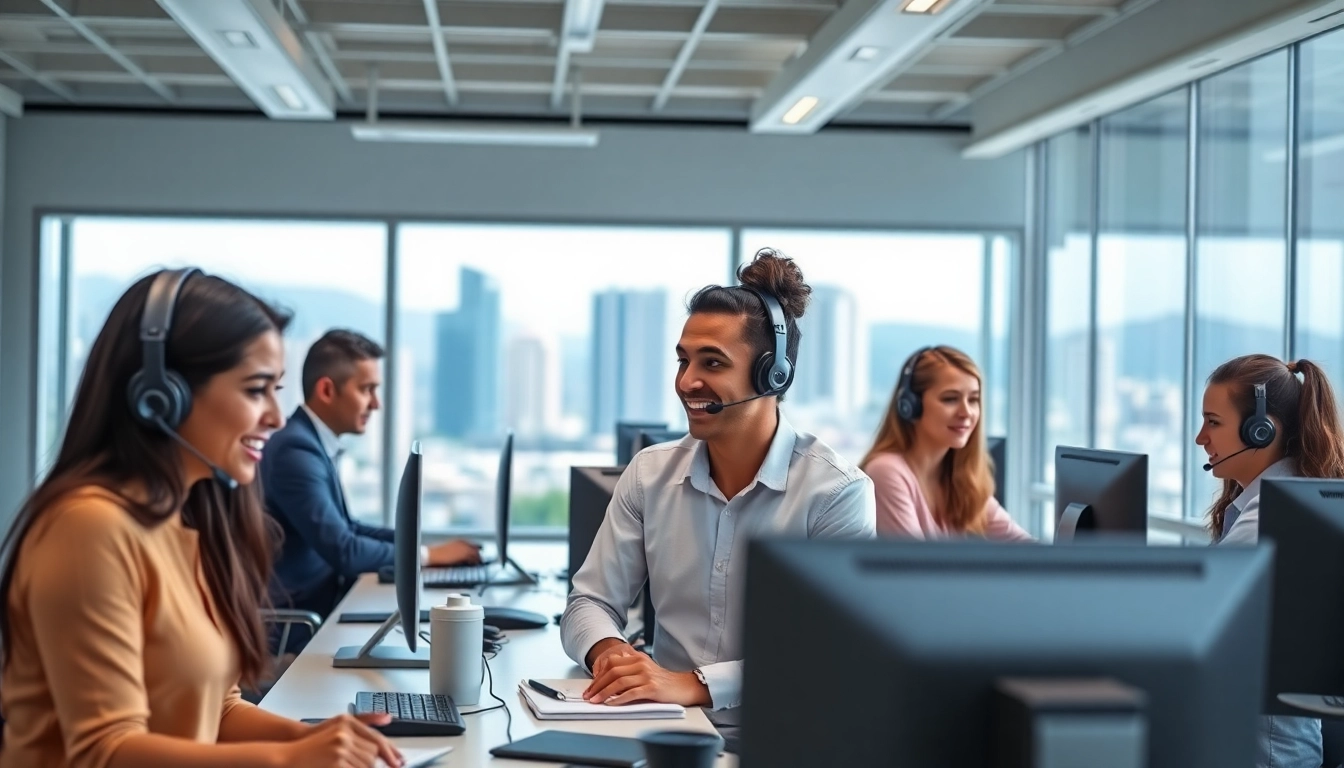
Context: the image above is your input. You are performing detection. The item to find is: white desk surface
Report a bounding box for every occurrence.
[260,546,735,767]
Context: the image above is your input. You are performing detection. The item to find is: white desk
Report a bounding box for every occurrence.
[260,553,734,767]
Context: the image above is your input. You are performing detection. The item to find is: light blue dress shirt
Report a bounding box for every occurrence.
[1217,457,1322,768]
[560,415,876,727]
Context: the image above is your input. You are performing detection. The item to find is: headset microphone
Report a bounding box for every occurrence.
[704,392,771,414]
[1202,446,1253,472]
[152,414,240,490]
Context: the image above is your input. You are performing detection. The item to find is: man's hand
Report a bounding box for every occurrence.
[426,539,482,566]
[582,641,711,708]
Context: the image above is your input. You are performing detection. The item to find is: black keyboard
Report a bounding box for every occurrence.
[353,692,465,737]
[423,564,492,587]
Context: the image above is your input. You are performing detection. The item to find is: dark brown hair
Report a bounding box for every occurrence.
[1205,354,1344,538]
[302,328,385,400]
[686,248,812,399]
[861,346,994,533]
[0,270,291,688]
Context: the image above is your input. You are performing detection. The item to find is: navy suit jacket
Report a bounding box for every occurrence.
[264,407,394,619]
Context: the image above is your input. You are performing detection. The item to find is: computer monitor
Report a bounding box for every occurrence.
[987,436,1006,508]
[616,421,667,466]
[487,431,535,586]
[740,539,1273,767]
[333,441,428,668]
[1053,446,1148,542]
[1260,478,1344,717]
[634,428,687,455]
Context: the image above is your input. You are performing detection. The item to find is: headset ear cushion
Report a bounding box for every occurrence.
[1241,416,1276,449]
[897,389,922,422]
[753,352,794,396]
[127,370,192,429]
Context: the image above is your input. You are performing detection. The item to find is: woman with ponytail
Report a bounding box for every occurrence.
[1194,353,1344,767]
[861,346,1031,541]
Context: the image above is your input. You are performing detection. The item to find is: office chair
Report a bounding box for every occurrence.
[243,608,323,704]
[1322,718,1344,768]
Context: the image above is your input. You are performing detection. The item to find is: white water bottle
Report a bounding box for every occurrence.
[429,594,483,706]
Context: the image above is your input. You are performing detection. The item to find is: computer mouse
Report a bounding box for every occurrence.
[482,606,550,630]
[483,624,502,640]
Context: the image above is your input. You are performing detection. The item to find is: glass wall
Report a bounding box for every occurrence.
[38,218,1014,534]
[1189,52,1290,520]
[737,230,1012,470]
[1294,31,1344,394]
[1041,126,1094,539]
[394,224,731,531]
[1095,88,1189,521]
[1031,27,1343,538]
[53,217,389,523]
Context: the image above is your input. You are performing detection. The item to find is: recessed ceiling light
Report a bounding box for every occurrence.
[902,0,945,14]
[219,30,256,48]
[851,46,883,62]
[782,96,820,125]
[272,84,306,110]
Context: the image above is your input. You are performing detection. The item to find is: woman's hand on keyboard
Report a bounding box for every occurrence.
[282,712,404,768]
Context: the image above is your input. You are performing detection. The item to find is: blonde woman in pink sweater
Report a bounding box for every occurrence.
[861,346,1032,541]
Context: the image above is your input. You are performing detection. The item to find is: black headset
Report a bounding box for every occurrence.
[895,346,934,422]
[744,286,794,396]
[127,268,200,431]
[1241,382,1277,449]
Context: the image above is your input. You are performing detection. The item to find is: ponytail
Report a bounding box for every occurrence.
[1290,359,1344,481]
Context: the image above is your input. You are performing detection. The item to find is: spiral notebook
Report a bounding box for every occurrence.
[517,679,685,720]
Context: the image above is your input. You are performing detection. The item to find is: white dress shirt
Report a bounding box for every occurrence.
[1220,457,1297,546]
[560,414,876,726]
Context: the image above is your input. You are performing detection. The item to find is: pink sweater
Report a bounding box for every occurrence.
[864,452,1033,541]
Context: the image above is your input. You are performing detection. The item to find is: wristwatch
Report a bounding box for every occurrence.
[693,667,709,687]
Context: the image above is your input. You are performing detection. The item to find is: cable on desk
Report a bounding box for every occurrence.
[415,635,512,743]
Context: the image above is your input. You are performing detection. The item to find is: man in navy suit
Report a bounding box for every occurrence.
[264,330,480,640]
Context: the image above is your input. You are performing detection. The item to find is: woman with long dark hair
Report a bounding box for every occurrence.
[1195,353,1344,768]
[0,269,403,768]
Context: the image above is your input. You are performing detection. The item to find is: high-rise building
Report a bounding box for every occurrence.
[505,334,548,438]
[790,285,861,416]
[590,289,667,435]
[434,267,501,439]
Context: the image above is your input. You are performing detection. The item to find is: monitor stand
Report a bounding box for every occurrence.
[332,610,430,669]
[1277,693,1344,718]
[994,677,1146,768]
[1054,502,1095,544]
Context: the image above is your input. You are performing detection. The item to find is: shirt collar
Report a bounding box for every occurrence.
[301,404,343,461]
[683,412,798,495]
[1231,457,1297,513]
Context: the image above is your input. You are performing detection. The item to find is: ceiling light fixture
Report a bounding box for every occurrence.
[781,96,820,125]
[273,84,305,110]
[902,0,946,14]
[219,30,256,48]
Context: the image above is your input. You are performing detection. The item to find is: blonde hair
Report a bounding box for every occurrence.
[861,346,994,533]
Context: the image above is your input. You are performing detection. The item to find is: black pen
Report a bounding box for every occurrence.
[526,679,567,701]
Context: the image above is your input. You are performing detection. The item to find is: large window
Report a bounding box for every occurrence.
[394,224,732,532]
[1096,89,1190,521]
[1041,127,1094,539]
[737,230,1014,471]
[1030,27,1344,536]
[1294,29,1344,395]
[48,216,389,523]
[1190,52,1290,520]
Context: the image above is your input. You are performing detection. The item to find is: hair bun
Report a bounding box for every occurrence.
[738,247,812,319]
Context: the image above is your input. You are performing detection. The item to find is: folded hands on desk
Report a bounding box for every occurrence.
[582,639,711,707]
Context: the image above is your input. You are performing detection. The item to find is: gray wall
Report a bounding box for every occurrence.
[0,111,1027,525]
